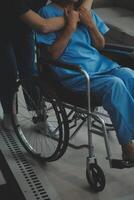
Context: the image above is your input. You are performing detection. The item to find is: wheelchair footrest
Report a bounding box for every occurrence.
[111,159,134,169]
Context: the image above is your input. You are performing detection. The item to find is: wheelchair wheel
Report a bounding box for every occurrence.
[12,83,69,161]
[86,163,105,192]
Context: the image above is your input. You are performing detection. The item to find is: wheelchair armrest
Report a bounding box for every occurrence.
[47,59,82,73]
[100,43,134,68]
[47,60,91,94]
[37,43,83,73]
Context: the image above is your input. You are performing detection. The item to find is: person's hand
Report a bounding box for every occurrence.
[64,5,80,31]
[79,6,93,28]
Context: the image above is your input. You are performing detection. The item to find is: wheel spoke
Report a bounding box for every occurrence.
[12,84,69,161]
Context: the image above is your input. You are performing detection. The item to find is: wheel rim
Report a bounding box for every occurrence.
[86,163,105,192]
[12,85,68,161]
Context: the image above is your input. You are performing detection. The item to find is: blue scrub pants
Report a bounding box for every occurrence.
[62,67,134,144]
[90,67,134,145]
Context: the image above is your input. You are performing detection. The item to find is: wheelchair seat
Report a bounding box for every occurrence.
[39,63,102,109]
[39,55,101,110]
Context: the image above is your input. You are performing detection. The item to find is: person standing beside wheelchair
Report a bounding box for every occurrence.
[36,0,134,162]
[0,0,93,130]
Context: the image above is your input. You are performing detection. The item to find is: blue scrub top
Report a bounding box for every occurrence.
[36,3,120,90]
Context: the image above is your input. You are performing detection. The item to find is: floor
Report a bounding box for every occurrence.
[0,104,134,200]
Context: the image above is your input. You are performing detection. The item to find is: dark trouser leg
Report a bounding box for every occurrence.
[13,32,39,109]
[0,40,17,114]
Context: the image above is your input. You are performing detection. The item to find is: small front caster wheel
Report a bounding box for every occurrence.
[86,163,105,192]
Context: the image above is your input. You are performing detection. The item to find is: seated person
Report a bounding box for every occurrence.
[36,0,134,162]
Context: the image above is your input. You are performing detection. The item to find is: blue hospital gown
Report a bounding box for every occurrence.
[36,3,119,91]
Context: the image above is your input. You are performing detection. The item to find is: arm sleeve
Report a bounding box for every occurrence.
[26,0,48,12]
[91,10,110,35]
[13,0,30,17]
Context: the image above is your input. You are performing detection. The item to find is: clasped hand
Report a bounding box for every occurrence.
[64,5,93,31]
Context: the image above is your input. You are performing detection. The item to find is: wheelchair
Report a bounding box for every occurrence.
[11,43,134,192]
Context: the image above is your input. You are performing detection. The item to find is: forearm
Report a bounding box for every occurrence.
[81,0,93,10]
[47,7,80,59]
[88,22,105,50]
[47,26,74,59]
[79,5,104,49]
[20,10,65,34]
[42,17,65,33]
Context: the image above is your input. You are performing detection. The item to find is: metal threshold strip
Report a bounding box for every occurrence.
[0,124,60,200]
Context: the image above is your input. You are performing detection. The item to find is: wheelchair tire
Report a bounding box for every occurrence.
[11,83,69,162]
[86,163,105,192]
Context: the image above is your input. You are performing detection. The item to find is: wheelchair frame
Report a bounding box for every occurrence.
[12,43,134,192]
